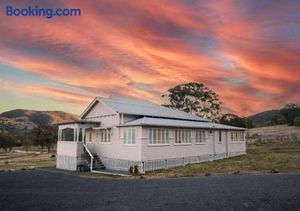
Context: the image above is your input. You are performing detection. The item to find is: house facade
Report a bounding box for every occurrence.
[56,96,246,172]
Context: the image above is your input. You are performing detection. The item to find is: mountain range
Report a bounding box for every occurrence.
[0,109,78,125]
[0,107,295,140]
[0,109,78,140]
[248,109,282,127]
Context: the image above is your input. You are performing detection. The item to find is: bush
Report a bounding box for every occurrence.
[294,117,300,127]
[0,133,18,152]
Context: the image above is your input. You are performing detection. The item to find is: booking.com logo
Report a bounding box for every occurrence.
[6,5,81,19]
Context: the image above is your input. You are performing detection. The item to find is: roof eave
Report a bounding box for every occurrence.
[117,123,246,130]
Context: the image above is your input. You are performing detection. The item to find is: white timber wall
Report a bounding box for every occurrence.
[141,127,246,161]
[56,142,84,171]
[87,126,142,161]
[57,141,83,157]
[83,101,119,127]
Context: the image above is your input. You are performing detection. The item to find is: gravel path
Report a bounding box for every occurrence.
[0,170,299,210]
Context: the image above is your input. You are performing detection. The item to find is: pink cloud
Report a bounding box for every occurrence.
[0,0,299,115]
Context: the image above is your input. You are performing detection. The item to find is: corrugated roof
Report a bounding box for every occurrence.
[52,120,101,126]
[120,117,245,130]
[99,96,209,122]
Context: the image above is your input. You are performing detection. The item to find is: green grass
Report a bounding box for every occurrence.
[145,142,300,178]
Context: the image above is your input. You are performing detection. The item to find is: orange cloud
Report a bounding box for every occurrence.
[0,0,299,115]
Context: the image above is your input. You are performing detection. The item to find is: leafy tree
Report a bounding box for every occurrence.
[0,133,18,152]
[283,103,300,109]
[220,113,253,128]
[162,82,221,120]
[32,125,56,153]
[280,103,300,126]
[22,139,32,152]
[270,115,285,125]
[294,117,300,127]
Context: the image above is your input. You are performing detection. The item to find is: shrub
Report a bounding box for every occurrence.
[0,133,18,152]
[294,117,300,127]
[128,166,133,175]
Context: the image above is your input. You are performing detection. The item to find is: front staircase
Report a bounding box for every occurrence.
[92,154,105,170]
[82,143,105,172]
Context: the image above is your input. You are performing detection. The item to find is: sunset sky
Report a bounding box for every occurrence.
[0,0,299,116]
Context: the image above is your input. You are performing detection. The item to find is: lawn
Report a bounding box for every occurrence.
[145,142,300,178]
[0,151,56,171]
[1,142,300,178]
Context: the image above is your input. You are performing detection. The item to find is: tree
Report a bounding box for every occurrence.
[162,82,221,120]
[32,125,56,153]
[0,133,18,152]
[22,139,32,152]
[283,103,300,109]
[280,103,300,126]
[294,117,300,127]
[220,113,253,128]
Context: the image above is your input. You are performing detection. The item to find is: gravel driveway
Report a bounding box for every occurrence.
[0,170,299,210]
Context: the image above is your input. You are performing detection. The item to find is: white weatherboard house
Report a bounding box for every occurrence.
[56,96,246,173]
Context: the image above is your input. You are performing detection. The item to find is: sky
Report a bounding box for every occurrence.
[0,0,300,116]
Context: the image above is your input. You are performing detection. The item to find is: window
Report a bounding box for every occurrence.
[231,131,244,142]
[195,130,206,143]
[148,128,169,145]
[96,129,111,143]
[61,128,74,142]
[123,128,136,144]
[175,129,191,144]
[219,130,222,143]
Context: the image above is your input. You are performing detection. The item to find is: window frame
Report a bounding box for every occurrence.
[96,128,111,143]
[195,129,206,144]
[231,131,244,142]
[147,128,170,146]
[175,129,192,145]
[123,128,136,145]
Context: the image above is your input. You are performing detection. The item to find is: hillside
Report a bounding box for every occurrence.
[248,109,282,127]
[0,109,78,125]
[248,105,300,127]
[0,109,78,140]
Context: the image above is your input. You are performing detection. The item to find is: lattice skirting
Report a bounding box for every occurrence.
[99,156,140,171]
[143,151,246,172]
[99,151,246,173]
[56,155,82,171]
[56,151,246,172]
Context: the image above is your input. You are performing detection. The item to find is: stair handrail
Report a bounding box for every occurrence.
[83,143,93,171]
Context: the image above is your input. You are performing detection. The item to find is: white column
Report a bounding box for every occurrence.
[225,130,229,157]
[76,126,80,142]
[58,127,62,141]
[58,127,60,141]
[82,128,86,143]
[73,127,76,142]
[212,130,216,155]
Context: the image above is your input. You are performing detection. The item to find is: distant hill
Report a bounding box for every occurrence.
[248,110,282,127]
[248,105,300,127]
[0,109,78,125]
[0,109,78,140]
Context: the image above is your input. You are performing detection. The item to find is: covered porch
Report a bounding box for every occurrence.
[55,120,100,171]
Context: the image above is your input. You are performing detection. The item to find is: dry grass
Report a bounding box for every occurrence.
[1,142,300,179]
[0,152,56,171]
[145,142,300,179]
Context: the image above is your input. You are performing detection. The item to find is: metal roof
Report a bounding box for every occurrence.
[52,120,101,126]
[98,96,209,122]
[120,117,245,130]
